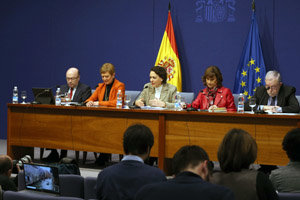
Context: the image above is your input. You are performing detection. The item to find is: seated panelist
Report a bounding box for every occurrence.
[86,63,125,107]
[135,66,177,108]
[189,65,236,111]
[245,70,300,113]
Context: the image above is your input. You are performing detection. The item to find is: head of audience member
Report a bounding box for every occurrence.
[218,129,257,173]
[0,155,13,178]
[123,124,154,161]
[172,145,210,181]
[265,70,282,97]
[150,66,167,88]
[100,63,116,85]
[202,65,223,89]
[282,128,300,162]
[66,67,80,89]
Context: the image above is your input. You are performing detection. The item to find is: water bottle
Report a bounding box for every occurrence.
[55,88,61,106]
[12,86,18,104]
[174,92,182,111]
[237,93,244,113]
[116,89,122,108]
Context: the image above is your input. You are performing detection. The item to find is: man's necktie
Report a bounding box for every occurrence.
[70,88,73,100]
[270,96,276,106]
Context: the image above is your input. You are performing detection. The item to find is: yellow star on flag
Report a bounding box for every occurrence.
[249,58,255,66]
[243,91,248,96]
[241,70,247,77]
[255,67,260,73]
[253,88,257,92]
[248,95,252,99]
[240,81,246,87]
[256,77,261,83]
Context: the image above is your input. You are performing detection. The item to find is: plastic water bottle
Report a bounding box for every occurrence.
[116,89,122,108]
[55,88,61,106]
[12,86,18,104]
[237,93,244,113]
[174,92,182,111]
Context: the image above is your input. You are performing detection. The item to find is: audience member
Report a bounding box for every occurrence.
[245,70,300,113]
[269,128,300,192]
[210,129,278,200]
[0,155,17,191]
[189,65,236,111]
[43,67,91,162]
[95,124,166,200]
[135,66,177,108]
[135,145,234,200]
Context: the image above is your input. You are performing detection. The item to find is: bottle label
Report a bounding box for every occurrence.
[13,96,18,103]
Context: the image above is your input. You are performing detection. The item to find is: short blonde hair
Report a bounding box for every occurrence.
[100,63,115,75]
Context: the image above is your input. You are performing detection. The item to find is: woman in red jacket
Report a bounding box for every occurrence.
[190,66,236,111]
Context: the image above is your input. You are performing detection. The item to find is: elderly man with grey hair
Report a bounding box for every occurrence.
[246,70,299,113]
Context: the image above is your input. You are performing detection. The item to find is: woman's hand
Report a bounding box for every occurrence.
[86,101,94,107]
[208,105,218,111]
[135,99,145,107]
[149,98,166,107]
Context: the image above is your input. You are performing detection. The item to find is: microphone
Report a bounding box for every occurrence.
[130,85,149,109]
[255,87,267,114]
[187,90,202,111]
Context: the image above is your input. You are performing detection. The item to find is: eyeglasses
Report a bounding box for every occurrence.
[66,77,79,81]
[265,85,280,90]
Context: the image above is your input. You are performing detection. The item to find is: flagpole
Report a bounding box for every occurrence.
[168,2,171,11]
[252,0,255,12]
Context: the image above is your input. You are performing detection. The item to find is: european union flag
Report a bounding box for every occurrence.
[233,11,266,100]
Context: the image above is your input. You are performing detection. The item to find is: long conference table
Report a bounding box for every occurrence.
[7,103,300,172]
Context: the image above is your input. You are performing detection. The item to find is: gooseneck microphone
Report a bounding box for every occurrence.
[130,85,149,108]
[255,87,269,114]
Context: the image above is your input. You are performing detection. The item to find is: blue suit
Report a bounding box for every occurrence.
[95,160,166,200]
[135,171,234,200]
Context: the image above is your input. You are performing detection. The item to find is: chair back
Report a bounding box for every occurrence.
[179,92,194,104]
[278,192,300,200]
[3,191,83,200]
[125,90,140,106]
[84,177,97,200]
[59,174,84,198]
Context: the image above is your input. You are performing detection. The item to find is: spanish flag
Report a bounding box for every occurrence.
[155,7,182,92]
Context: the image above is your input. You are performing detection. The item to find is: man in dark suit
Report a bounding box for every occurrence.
[135,145,234,200]
[246,70,299,113]
[43,67,91,162]
[95,124,166,200]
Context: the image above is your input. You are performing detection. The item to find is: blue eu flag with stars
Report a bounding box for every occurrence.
[233,11,266,100]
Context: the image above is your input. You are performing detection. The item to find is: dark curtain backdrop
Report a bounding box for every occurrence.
[1,0,300,139]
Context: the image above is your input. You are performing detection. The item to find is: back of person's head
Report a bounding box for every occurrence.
[218,129,257,173]
[282,128,300,162]
[172,145,209,175]
[0,155,13,176]
[100,63,115,75]
[123,124,154,156]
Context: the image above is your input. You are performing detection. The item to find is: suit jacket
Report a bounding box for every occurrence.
[95,160,166,200]
[137,83,177,108]
[135,171,234,200]
[191,87,236,111]
[60,82,91,103]
[86,79,125,107]
[245,85,300,113]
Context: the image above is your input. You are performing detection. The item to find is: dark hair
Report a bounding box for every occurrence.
[282,128,300,162]
[150,66,167,84]
[218,129,257,173]
[172,145,209,175]
[202,65,223,87]
[0,155,13,175]
[123,124,154,155]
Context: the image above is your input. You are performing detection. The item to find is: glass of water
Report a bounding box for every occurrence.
[124,94,131,109]
[21,91,27,104]
[249,97,256,113]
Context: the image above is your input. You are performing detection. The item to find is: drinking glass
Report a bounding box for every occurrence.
[249,97,256,113]
[124,94,131,109]
[21,91,27,104]
[64,92,71,102]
